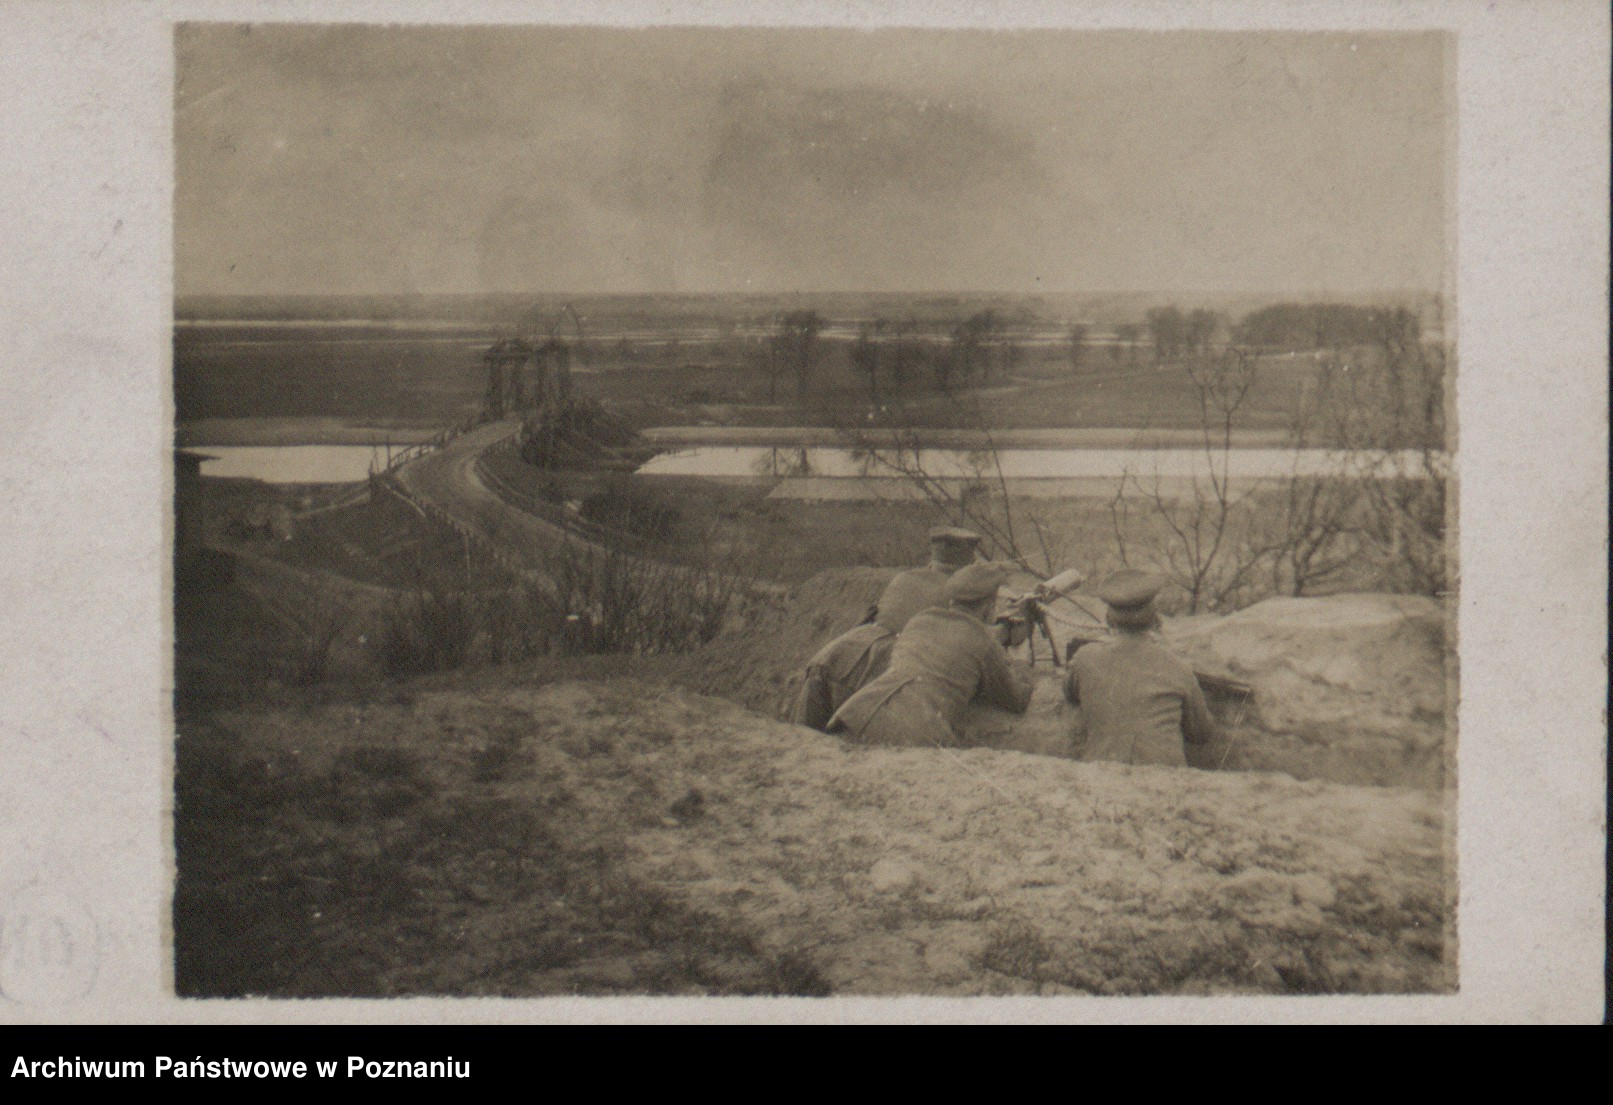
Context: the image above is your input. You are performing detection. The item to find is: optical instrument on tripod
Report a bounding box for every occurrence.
[995,568,1090,667]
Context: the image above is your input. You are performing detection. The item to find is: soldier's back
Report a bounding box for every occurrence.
[1067,636,1202,767]
[792,623,895,731]
[874,566,950,634]
[831,608,1030,746]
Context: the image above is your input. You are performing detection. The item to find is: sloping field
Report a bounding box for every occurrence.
[176,680,1451,996]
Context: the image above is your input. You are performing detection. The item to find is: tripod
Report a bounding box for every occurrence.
[1002,597,1064,667]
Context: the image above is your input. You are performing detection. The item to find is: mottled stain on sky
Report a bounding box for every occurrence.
[176,25,1449,297]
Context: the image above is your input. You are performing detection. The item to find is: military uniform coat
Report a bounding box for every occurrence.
[874,564,954,634]
[829,607,1033,747]
[1062,634,1217,767]
[791,622,896,732]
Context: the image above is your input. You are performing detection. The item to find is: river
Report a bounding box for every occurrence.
[195,438,1441,486]
[196,445,390,484]
[635,445,1439,482]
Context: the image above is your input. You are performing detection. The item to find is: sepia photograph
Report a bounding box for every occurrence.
[171,21,1458,999]
[0,0,1604,1026]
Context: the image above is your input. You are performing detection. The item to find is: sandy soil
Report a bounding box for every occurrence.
[177,679,1451,996]
[1169,594,1450,788]
[543,682,1452,995]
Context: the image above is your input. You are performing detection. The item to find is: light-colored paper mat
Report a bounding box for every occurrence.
[0,0,1604,1024]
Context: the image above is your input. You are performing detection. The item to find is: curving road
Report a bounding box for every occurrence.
[389,419,584,571]
[391,419,777,590]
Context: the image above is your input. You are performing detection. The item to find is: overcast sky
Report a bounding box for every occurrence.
[175,24,1449,298]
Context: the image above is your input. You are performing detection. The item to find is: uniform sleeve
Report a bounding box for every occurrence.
[975,638,1034,715]
[792,667,834,732]
[1062,660,1081,706]
[862,632,895,687]
[1179,669,1219,746]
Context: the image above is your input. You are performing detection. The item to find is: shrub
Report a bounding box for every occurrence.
[284,605,349,686]
[374,585,478,680]
[534,472,569,506]
[578,478,681,545]
[546,537,751,657]
[977,919,1053,985]
[480,581,566,665]
[761,948,833,997]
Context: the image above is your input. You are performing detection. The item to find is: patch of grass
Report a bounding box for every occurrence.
[284,605,349,686]
[273,490,516,591]
[977,919,1053,986]
[173,722,833,997]
[470,725,529,784]
[578,476,682,544]
[760,949,833,997]
[374,586,479,679]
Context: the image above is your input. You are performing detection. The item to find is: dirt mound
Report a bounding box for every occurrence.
[671,566,894,716]
[1165,594,1449,788]
[679,570,1450,790]
[183,680,1450,996]
[555,682,1452,995]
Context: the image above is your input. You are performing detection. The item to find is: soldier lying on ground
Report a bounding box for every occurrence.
[791,616,895,732]
[793,525,985,732]
[828,562,1034,747]
[1062,569,1219,767]
[874,525,984,634]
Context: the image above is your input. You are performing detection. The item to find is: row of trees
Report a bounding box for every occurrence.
[1231,304,1423,352]
[1145,307,1221,362]
[757,300,1428,402]
[1076,302,1418,369]
[1108,330,1446,611]
[578,300,1435,422]
[1076,313,1217,370]
[768,308,1015,402]
[842,312,1447,611]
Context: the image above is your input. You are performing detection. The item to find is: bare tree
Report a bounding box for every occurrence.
[1229,360,1365,597]
[851,319,884,402]
[1258,481,1361,597]
[760,335,785,404]
[950,309,1000,385]
[1109,348,1264,613]
[838,394,1064,578]
[1114,323,1141,367]
[1067,323,1089,373]
[1322,339,1448,595]
[884,318,922,397]
[1111,329,1448,610]
[1184,309,1219,356]
[1145,306,1185,363]
[776,310,824,400]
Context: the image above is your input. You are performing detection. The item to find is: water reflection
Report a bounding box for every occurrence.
[641,445,1440,481]
[197,445,386,484]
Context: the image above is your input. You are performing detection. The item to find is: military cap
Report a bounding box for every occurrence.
[1094,568,1166,609]
[943,561,1013,604]
[928,526,983,569]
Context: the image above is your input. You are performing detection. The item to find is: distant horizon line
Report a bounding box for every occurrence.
[176,287,1443,301]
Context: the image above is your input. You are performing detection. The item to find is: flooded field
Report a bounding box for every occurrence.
[637,444,1440,482]
[197,436,1443,487]
[196,445,388,484]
